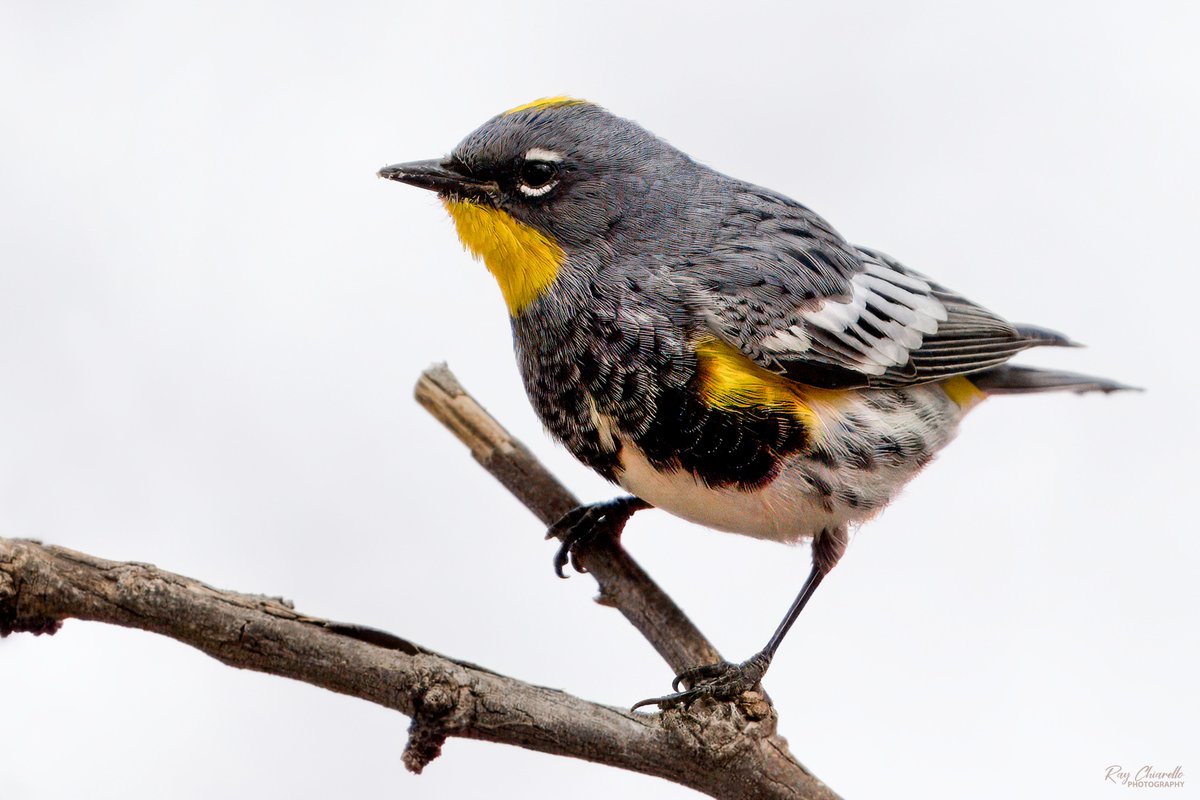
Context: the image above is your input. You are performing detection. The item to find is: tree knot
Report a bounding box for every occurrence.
[0,564,63,638]
[402,682,460,775]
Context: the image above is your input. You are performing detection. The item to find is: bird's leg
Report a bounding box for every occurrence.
[633,526,848,711]
[547,495,651,578]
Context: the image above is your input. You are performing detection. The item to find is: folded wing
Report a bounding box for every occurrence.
[687,187,1071,389]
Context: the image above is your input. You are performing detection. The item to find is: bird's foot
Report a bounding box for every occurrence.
[547,496,649,578]
[631,652,772,711]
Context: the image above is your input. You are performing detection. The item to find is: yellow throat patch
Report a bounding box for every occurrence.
[442,199,565,316]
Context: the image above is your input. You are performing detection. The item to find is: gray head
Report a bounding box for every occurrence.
[378,98,700,254]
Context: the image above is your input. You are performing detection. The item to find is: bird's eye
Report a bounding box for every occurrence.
[521,160,556,187]
[517,159,559,197]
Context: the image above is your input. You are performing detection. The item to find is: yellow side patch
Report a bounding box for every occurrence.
[442,199,565,315]
[942,375,986,409]
[694,338,837,431]
[503,96,588,115]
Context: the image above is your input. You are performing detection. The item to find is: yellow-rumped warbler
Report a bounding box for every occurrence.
[378,97,1131,708]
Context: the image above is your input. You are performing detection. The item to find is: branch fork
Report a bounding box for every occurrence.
[0,364,839,800]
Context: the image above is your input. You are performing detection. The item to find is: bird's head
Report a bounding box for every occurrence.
[379,97,694,315]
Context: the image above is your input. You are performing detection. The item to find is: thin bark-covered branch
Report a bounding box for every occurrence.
[0,365,842,800]
[414,364,722,676]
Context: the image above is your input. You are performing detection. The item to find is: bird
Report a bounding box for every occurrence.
[377,97,1132,710]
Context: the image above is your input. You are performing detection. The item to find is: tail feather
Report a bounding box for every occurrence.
[1013,323,1082,348]
[969,364,1139,395]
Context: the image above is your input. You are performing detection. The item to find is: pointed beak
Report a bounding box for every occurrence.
[376,158,495,201]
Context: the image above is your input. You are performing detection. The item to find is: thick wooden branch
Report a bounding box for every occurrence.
[0,365,842,800]
[0,540,665,781]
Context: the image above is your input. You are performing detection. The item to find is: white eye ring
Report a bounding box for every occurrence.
[518,179,557,198]
[517,148,563,197]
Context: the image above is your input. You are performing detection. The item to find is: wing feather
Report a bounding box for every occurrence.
[685,188,1069,388]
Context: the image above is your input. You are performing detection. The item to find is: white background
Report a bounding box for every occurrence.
[1,2,1196,798]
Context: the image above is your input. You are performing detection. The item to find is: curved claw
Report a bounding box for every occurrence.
[552,543,571,579]
[545,496,649,579]
[631,690,699,711]
[550,506,604,578]
[635,654,773,711]
[671,660,734,692]
[552,535,589,579]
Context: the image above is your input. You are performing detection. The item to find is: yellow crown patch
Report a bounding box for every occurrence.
[503,96,588,116]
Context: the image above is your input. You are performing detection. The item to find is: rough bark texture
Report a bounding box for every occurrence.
[0,364,841,800]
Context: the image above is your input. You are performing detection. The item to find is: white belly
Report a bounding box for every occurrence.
[614,438,840,542]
